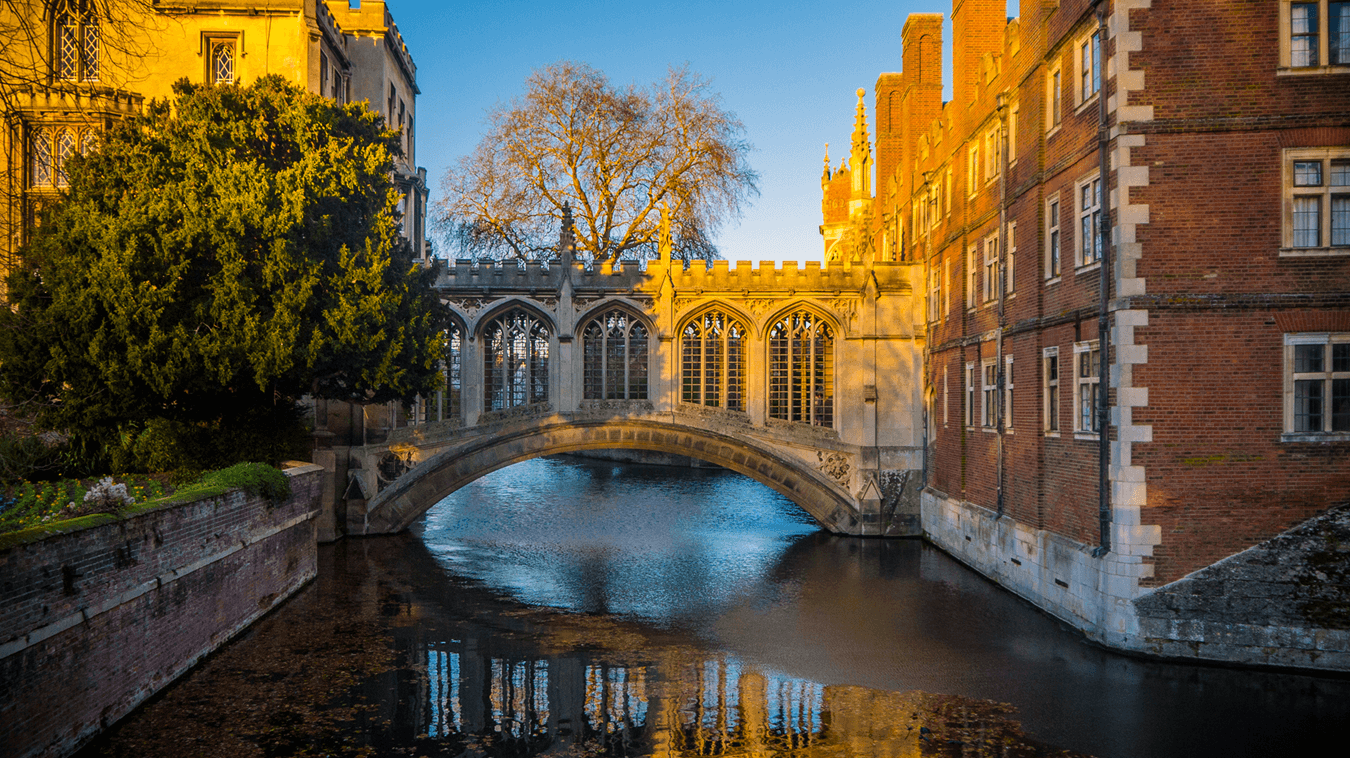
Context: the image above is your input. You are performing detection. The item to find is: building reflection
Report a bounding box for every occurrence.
[409,633,943,757]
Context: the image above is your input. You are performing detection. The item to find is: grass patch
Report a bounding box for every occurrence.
[0,463,289,542]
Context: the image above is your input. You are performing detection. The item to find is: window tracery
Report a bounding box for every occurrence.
[768,310,834,427]
[53,0,99,82]
[483,310,550,411]
[582,310,649,400]
[681,311,745,411]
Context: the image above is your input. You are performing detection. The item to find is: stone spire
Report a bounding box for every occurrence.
[849,87,872,209]
[821,143,832,187]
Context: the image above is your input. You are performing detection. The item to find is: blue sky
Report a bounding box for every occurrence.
[388,1,1018,263]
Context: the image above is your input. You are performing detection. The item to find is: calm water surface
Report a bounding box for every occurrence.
[80,457,1350,758]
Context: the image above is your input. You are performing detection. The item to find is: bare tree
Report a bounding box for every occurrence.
[435,61,758,264]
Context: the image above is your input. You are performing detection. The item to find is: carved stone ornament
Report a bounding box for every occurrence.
[830,297,859,330]
[673,297,702,312]
[743,298,777,315]
[450,297,494,313]
[816,450,851,483]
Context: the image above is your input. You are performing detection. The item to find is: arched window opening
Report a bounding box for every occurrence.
[32,128,53,187]
[768,310,834,427]
[484,310,550,411]
[211,39,235,84]
[442,322,462,420]
[582,310,648,400]
[681,311,746,411]
[55,129,75,187]
[53,0,99,82]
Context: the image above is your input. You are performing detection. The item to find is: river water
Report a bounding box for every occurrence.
[79,456,1350,758]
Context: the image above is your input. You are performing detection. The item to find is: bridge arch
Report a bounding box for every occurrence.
[361,419,862,535]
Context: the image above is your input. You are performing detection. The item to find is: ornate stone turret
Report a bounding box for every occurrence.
[821,143,832,188]
[849,88,872,219]
[658,201,673,262]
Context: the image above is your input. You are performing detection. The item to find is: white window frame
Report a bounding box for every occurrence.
[1076,28,1102,110]
[943,365,950,427]
[1043,347,1060,435]
[967,144,979,197]
[1073,340,1101,438]
[1005,355,1015,431]
[945,166,954,216]
[983,231,1000,304]
[965,362,976,428]
[1045,194,1062,280]
[982,358,998,429]
[1077,173,1103,269]
[1283,332,1350,440]
[1281,147,1350,256]
[984,127,1000,185]
[1006,222,1017,295]
[1279,1,1350,74]
[943,258,951,316]
[1046,64,1063,134]
[203,33,239,85]
[966,244,978,310]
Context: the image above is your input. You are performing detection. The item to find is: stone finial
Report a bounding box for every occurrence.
[822,143,832,184]
[559,201,576,265]
[658,201,673,262]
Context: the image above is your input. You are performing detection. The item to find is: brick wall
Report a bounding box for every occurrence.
[0,464,322,758]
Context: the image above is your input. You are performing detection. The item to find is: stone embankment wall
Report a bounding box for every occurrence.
[0,463,322,758]
[924,492,1350,672]
[1134,503,1350,670]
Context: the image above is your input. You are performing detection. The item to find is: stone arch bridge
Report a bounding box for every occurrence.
[312,254,926,539]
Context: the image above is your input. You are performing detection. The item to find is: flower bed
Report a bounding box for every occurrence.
[0,477,171,535]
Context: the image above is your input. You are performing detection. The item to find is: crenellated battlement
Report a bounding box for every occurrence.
[435,257,915,295]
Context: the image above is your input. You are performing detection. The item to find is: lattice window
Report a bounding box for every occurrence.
[53,0,98,82]
[768,310,834,427]
[32,128,53,188]
[680,311,745,411]
[582,310,649,400]
[55,129,76,187]
[211,39,236,84]
[483,310,550,411]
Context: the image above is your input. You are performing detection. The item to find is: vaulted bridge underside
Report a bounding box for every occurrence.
[353,413,912,537]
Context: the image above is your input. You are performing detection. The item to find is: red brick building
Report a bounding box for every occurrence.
[826,0,1350,668]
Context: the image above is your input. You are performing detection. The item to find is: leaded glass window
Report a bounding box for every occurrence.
[55,129,75,187]
[212,40,235,84]
[681,311,745,411]
[582,310,649,400]
[768,310,834,427]
[32,128,53,187]
[483,310,550,411]
[53,0,98,82]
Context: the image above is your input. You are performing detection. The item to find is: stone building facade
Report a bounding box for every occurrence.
[824,0,1350,668]
[0,0,428,291]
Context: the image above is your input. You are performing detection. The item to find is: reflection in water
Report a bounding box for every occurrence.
[79,457,1350,758]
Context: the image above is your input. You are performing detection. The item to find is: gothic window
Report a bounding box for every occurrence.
[483,309,550,411]
[582,309,649,400]
[32,128,53,188]
[768,310,835,427]
[31,126,93,189]
[681,310,746,411]
[210,38,236,84]
[443,322,462,420]
[53,0,98,82]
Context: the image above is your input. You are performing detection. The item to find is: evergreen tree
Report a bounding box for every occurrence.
[0,76,447,470]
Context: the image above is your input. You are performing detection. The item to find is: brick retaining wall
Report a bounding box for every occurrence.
[0,463,322,758]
